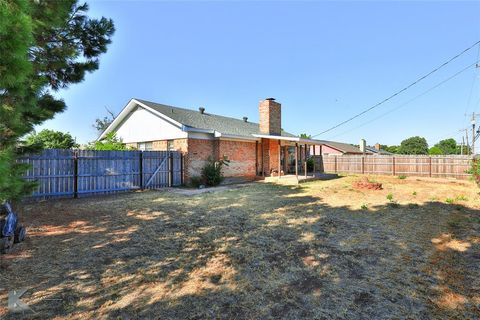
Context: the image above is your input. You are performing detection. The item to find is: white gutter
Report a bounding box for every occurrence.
[215,132,259,141]
[252,134,325,145]
[182,126,215,134]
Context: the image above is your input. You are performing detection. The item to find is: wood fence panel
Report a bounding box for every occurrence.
[19,149,184,199]
[18,149,75,198]
[141,151,182,188]
[77,150,142,197]
[321,155,473,180]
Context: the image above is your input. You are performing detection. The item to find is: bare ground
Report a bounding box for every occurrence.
[1,175,479,319]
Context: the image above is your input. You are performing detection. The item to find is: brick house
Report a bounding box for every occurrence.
[99,98,325,182]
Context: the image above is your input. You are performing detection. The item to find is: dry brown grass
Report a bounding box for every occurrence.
[1,175,479,319]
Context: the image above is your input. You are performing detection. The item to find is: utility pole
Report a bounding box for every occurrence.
[469,113,480,155]
[461,136,465,155]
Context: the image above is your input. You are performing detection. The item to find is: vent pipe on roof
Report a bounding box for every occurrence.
[243,117,248,122]
[199,107,205,114]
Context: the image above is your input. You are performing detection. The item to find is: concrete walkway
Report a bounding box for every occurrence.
[263,173,339,184]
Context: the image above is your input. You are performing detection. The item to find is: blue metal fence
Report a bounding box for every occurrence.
[18,149,183,199]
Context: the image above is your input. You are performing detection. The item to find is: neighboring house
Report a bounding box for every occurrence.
[310,141,369,156]
[310,141,392,156]
[99,98,325,182]
[365,143,393,155]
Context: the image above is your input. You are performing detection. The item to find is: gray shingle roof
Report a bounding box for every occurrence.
[365,146,393,155]
[136,99,296,138]
[319,140,366,154]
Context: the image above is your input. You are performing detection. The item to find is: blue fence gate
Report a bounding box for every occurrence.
[18,149,184,199]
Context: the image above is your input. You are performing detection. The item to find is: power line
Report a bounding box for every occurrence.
[312,40,480,138]
[325,61,479,140]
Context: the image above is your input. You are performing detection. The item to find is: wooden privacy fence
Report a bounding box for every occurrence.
[18,149,184,198]
[320,155,473,180]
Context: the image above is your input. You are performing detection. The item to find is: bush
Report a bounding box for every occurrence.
[468,159,480,186]
[189,176,203,188]
[306,158,315,172]
[398,175,407,180]
[201,157,230,187]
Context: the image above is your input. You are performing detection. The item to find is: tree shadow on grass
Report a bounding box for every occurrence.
[1,183,479,319]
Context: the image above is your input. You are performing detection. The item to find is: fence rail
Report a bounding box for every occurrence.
[319,155,473,180]
[18,149,183,199]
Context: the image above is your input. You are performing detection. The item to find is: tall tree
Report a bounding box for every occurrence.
[0,1,114,201]
[93,107,115,134]
[380,144,399,154]
[299,133,312,139]
[428,146,443,155]
[26,129,79,149]
[398,136,429,155]
[434,138,457,155]
[89,132,131,151]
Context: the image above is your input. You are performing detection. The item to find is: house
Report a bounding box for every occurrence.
[99,98,325,182]
[310,141,368,156]
[365,143,393,155]
[310,141,392,156]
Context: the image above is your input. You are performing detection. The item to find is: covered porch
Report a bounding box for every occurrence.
[253,134,327,184]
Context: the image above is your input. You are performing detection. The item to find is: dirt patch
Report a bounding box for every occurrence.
[353,177,383,190]
[1,176,479,319]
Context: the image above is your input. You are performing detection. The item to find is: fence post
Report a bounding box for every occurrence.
[168,152,174,187]
[429,156,432,178]
[73,151,78,198]
[361,156,365,174]
[334,155,337,173]
[392,156,395,176]
[180,153,184,185]
[139,151,144,190]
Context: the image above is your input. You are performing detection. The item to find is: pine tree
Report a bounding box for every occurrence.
[0,1,114,201]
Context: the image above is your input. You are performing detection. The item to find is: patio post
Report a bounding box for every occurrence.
[255,141,258,176]
[295,143,298,183]
[261,140,264,177]
[304,143,308,178]
[278,139,281,180]
[313,145,316,173]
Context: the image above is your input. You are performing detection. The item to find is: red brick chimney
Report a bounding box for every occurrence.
[259,98,281,136]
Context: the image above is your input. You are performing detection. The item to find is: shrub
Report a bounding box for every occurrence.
[386,193,394,201]
[398,175,407,180]
[306,158,315,172]
[201,156,230,187]
[455,195,468,202]
[361,204,368,210]
[189,176,203,188]
[467,158,480,186]
[412,191,417,196]
[445,198,455,204]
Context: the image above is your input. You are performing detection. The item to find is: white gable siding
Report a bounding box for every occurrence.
[115,107,187,143]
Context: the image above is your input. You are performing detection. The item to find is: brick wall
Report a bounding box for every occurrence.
[261,138,281,176]
[152,140,167,150]
[134,137,267,182]
[218,140,256,177]
[186,139,215,179]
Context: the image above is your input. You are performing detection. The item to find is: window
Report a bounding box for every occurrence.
[138,142,153,151]
[167,140,175,151]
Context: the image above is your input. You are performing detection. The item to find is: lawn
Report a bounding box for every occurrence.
[1,175,479,319]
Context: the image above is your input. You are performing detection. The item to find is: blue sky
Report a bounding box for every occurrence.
[42,0,480,147]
